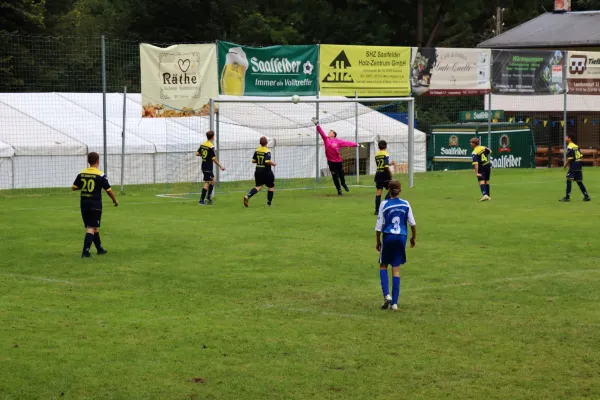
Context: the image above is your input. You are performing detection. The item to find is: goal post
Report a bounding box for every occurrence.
[164,96,417,196]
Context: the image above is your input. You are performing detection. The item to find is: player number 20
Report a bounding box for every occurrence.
[80,178,96,193]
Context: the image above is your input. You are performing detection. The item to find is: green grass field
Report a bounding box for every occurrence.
[1,168,600,400]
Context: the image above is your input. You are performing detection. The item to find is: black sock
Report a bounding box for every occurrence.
[207,184,214,200]
[486,184,491,197]
[83,233,94,254]
[566,180,572,198]
[480,184,487,195]
[577,181,588,197]
[375,195,381,213]
[247,188,258,198]
[93,232,102,250]
[384,191,391,200]
[267,191,274,204]
[200,188,207,201]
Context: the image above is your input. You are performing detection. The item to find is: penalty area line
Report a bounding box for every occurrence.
[0,273,76,285]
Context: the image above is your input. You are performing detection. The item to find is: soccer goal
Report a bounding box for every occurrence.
[164,97,420,196]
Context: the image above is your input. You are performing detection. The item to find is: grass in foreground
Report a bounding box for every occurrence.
[1,168,600,400]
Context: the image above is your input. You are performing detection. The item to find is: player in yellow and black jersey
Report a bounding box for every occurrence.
[374,140,396,214]
[196,130,225,205]
[72,152,118,258]
[244,136,277,207]
[470,137,492,201]
[560,133,591,202]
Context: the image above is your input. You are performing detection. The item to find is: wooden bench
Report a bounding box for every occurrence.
[581,149,599,166]
[547,147,599,167]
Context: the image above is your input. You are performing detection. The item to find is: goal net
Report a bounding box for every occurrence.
[163,97,421,196]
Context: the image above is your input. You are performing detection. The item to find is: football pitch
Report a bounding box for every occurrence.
[1,168,599,400]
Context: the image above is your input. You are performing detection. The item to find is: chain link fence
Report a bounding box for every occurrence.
[1,33,598,192]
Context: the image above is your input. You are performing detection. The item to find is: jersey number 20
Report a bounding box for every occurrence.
[80,178,96,193]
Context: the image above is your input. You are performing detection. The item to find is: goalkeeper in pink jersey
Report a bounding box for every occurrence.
[311,117,360,196]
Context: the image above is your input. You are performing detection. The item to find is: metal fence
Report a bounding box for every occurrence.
[1,33,599,193]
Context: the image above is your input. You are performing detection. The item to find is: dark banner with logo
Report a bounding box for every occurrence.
[491,50,566,95]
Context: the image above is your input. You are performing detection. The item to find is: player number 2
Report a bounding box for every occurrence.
[391,216,401,234]
[81,178,96,193]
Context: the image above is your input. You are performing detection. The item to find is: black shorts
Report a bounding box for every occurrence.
[374,172,391,190]
[255,171,275,188]
[567,170,583,181]
[328,161,344,174]
[477,165,491,181]
[202,170,215,182]
[81,208,102,228]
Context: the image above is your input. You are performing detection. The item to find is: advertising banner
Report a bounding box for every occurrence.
[218,41,318,96]
[319,45,411,96]
[458,110,504,122]
[567,51,600,94]
[491,50,566,95]
[140,43,218,117]
[411,48,491,95]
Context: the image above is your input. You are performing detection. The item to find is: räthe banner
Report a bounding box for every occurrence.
[140,43,218,118]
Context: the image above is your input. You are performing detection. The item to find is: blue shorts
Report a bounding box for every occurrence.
[379,234,407,266]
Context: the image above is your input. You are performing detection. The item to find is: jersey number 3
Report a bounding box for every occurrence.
[391,216,401,234]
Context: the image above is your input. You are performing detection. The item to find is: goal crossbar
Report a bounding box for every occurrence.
[209,97,415,188]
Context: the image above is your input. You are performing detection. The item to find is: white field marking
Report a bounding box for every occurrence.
[0,273,75,285]
[0,200,192,213]
[260,269,600,319]
[404,269,600,293]
[155,179,559,198]
[262,304,371,319]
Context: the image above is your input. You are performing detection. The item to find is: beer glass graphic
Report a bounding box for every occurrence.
[221,47,248,95]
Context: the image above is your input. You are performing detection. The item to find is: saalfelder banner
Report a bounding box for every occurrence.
[567,51,600,94]
[218,41,318,96]
[140,43,218,118]
[492,50,566,95]
[319,45,410,96]
[411,48,491,95]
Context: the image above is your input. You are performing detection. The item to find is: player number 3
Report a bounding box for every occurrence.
[391,216,401,234]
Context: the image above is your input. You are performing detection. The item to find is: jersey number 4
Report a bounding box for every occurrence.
[80,178,96,193]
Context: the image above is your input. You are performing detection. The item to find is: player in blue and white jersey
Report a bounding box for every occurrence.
[375,180,416,311]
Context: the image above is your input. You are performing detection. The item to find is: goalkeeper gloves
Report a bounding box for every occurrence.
[311,117,319,125]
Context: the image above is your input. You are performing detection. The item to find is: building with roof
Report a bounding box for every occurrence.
[477,0,600,154]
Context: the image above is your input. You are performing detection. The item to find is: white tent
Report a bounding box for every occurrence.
[0,93,425,190]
